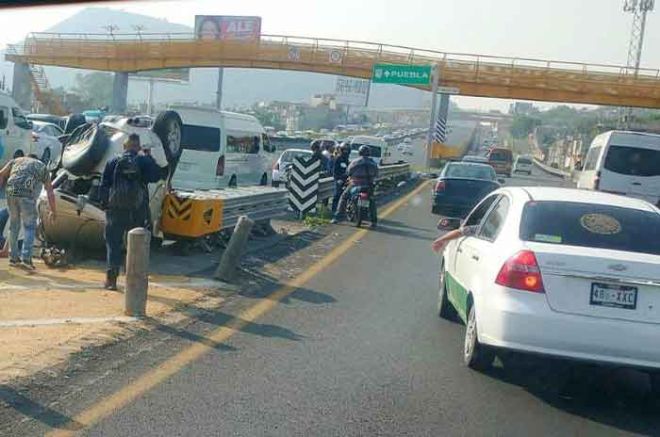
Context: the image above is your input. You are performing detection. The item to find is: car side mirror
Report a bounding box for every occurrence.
[498,178,505,184]
[437,217,461,231]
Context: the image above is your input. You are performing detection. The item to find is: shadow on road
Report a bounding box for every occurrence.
[0,386,84,432]
[484,352,660,434]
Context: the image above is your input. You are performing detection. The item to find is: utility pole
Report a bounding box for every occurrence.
[620,0,654,128]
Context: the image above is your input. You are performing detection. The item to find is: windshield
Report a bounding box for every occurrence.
[489,150,512,162]
[604,145,660,177]
[520,201,660,255]
[445,164,495,180]
[517,157,532,164]
[281,150,311,162]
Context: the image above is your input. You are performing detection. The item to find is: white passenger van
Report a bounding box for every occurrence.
[170,105,277,190]
[577,130,660,207]
[0,93,34,166]
[349,135,397,165]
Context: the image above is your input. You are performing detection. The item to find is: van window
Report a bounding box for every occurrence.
[604,145,660,177]
[227,135,260,154]
[12,107,28,126]
[583,146,601,171]
[489,149,512,162]
[517,157,532,165]
[181,124,221,152]
[0,107,8,129]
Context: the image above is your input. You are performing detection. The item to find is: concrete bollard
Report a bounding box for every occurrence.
[214,215,254,282]
[125,227,150,317]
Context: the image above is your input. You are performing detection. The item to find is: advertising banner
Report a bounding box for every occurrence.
[335,77,369,106]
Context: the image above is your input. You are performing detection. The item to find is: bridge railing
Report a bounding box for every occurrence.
[8,31,660,81]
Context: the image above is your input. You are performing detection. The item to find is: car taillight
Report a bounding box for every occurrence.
[434,180,446,192]
[216,155,225,176]
[495,250,545,293]
[594,171,601,190]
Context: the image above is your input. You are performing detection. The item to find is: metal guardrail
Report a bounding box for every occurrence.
[532,158,571,178]
[316,163,411,202]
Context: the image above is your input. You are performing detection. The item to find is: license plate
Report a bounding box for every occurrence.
[590,282,638,310]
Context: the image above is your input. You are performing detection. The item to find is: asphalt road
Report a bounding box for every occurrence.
[65,167,660,437]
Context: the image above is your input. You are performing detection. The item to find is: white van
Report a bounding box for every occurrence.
[349,135,395,165]
[0,93,34,166]
[577,130,660,206]
[170,106,277,190]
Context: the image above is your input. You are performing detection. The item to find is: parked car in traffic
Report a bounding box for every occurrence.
[513,155,533,175]
[27,113,67,131]
[349,135,394,165]
[431,162,501,217]
[0,92,33,165]
[577,130,660,207]
[272,148,313,187]
[487,147,513,177]
[436,187,660,385]
[31,120,64,169]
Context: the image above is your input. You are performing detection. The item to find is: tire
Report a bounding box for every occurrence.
[464,305,495,371]
[437,265,457,320]
[61,124,109,176]
[152,110,183,166]
[272,180,280,188]
[260,173,268,186]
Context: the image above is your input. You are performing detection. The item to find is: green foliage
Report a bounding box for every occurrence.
[510,114,540,138]
[72,72,113,109]
[303,203,332,227]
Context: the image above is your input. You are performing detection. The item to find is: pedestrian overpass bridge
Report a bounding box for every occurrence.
[6,32,660,108]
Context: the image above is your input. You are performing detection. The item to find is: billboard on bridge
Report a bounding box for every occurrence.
[194,15,262,41]
[335,77,369,106]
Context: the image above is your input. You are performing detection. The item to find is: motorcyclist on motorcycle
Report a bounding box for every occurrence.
[331,142,351,213]
[331,145,379,227]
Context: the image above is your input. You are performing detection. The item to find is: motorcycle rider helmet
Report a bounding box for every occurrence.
[358,145,371,157]
[340,142,351,152]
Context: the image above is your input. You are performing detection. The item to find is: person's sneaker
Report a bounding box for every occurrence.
[21,260,36,271]
[9,258,20,267]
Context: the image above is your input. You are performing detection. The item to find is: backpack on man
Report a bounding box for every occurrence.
[108,155,146,210]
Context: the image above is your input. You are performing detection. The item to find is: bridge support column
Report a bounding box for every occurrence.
[111,72,129,114]
[12,63,33,110]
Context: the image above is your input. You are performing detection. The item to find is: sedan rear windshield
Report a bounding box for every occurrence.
[517,158,532,164]
[604,145,660,177]
[445,164,495,180]
[520,201,660,255]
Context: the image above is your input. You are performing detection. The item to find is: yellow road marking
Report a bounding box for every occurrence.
[46,180,431,436]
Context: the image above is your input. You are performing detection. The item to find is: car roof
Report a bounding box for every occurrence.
[446,161,493,169]
[500,187,657,212]
[281,148,311,154]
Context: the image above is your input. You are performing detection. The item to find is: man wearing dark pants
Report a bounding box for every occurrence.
[331,142,351,213]
[100,134,162,290]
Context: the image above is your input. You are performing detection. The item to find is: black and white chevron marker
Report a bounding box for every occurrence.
[288,156,321,217]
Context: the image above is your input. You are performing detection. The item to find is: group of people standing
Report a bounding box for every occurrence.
[309,140,379,227]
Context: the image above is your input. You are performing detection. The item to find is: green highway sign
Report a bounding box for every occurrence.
[371,64,432,85]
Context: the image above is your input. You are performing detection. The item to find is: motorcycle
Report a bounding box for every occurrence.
[345,185,374,227]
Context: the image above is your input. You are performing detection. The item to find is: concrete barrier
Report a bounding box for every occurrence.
[125,228,150,317]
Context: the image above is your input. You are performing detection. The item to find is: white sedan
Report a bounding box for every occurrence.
[31,121,63,169]
[436,187,660,383]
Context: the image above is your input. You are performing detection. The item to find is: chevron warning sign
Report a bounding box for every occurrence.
[288,156,321,217]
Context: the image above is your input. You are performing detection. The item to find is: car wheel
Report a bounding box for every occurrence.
[437,264,457,320]
[260,173,268,186]
[61,124,110,176]
[152,111,183,165]
[464,304,495,371]
[272,180,280,188]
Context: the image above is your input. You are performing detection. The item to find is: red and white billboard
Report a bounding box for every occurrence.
[194,15,261,41]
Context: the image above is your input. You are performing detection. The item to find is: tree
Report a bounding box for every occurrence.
[72,72,114,109]
[510,114,540,138]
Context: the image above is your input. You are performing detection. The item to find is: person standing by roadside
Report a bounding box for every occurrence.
[100,134,162,290]
[0,154,56,269]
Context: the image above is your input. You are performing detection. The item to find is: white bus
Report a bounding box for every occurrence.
[170,106,277,190]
